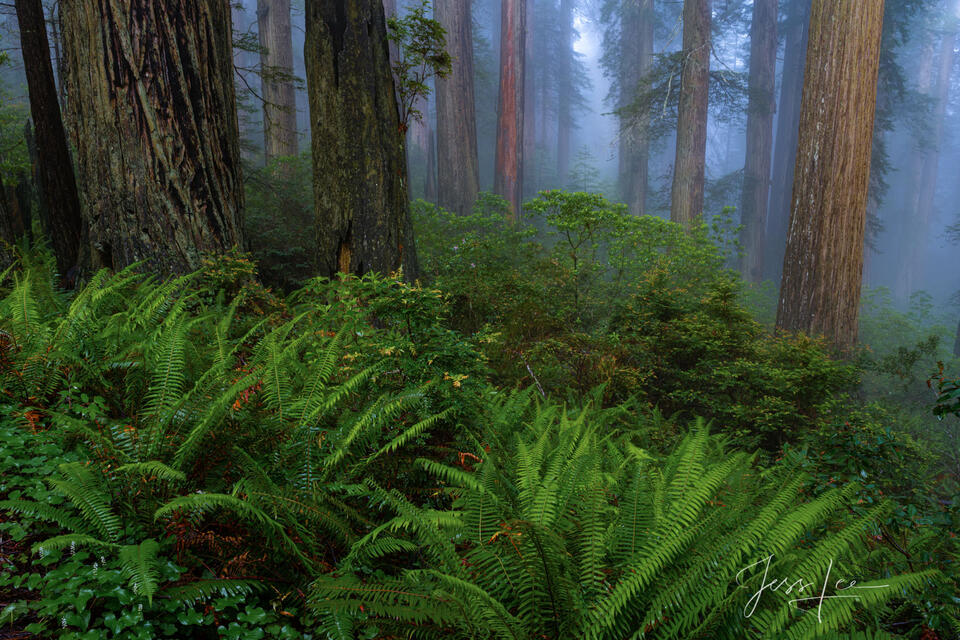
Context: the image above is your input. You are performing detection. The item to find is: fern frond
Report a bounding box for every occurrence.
[117,539,163,604]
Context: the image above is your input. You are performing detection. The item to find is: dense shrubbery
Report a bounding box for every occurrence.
[0,193,958,637]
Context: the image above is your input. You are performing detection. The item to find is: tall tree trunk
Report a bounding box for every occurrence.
[258,0,298,162]
[61,0,244,275]
[522,0,536,197]
[425,125,438,202]
[16,0,84,279]
[619,0,654,216]
[48,2,67,112]
[669,0,711,226]
[775,0,884,351]
[305,0,418,279]
[737,0,777,281]
[900,19,957,301]
[895,40,936,302]
[764,0,809,282]
[435,0,480,216]
[556,0,573,186]
[494,0,525,219]
[382,0,399,68]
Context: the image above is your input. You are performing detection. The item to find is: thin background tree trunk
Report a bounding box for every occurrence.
[16,0,84,279]
[670,0,711,226]
[764,0,809,282]
[776,0,885,351]
[619,0,654,216]
[738,0,776,281]
[436,0,480,216]
[494,0,525,219]
[258,0,298,162]
[556,0,573,186]
[902,15,957,300]
[522,0,536,197]
[305,0,418,279]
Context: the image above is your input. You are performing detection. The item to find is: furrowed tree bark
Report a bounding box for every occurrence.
[435,0,480,216]
[494,0,525,220]
[738,0,776,282]
[258,0,298,162]
[775,0,884,352]
[15,0,84,279]
[61,0,245,275]
[556,0,573,185]
[305,0,418,280]
[764,0,809,283]
[669,0,711,226]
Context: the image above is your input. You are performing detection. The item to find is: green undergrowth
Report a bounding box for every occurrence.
[0,193,957,638]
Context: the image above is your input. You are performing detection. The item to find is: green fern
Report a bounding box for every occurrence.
[309,392,938,639]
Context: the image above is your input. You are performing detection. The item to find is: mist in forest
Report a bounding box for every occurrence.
[213,0,960,316]
[0,0,958,324]
[2,1,960,637]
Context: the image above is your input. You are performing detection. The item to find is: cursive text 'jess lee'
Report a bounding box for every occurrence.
[736,555,890,623]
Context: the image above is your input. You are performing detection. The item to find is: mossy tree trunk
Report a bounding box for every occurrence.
[258,0,298,162]
[776,0,884,352]
[494,0,525,219]
[737,0,777,282]
[16,0,84,278]
[305,0,418,280]
[61,0,245,274]
[435,0,480,216]
[669,0,711,226]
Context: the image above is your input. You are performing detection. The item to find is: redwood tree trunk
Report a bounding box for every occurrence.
[900,20,956,300]
[776,0,884,351]
[494,0,526,219]
[258,0,298,162]
[305,0,418,280]
[669,0,711,226]
[556,0,573,185]
[522,0,536,197]
[15,0,84,278]
[619,0,654,216]
[738,0,777,282]
[435,0,480,216]
[61,0,244,274]
[764,0,809,282]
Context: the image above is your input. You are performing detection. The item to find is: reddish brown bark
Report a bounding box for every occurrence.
[494,0,525,219]
[669,0,711,226]
[776,0,885,351]
[738,0,777,281]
